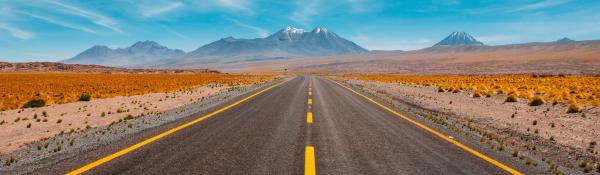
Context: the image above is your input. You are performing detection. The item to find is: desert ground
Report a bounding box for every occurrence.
[210,41,600,75]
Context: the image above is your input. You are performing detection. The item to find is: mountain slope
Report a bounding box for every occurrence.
[62,41,184,67]
[160,26,367,67]
[556,37,575,43]
[433,32,484,46]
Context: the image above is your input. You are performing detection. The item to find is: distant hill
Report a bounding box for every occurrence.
[62,41,185,67]
[217,40,600,75]
[155,26,368,68]
[433,32,484,46]
[556,37,575,43]
[0,62,217,73]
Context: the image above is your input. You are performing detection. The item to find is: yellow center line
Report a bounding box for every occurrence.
[305,146,316,175]
[309,91,312,96]
[329,79,523,175]
[307,112,313,124]
[308,98,313,105]
[66,79,291,175]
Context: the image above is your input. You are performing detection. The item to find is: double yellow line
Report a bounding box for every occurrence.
[329,79,523,175]
[66,79,290,175]
[305,81,316,175]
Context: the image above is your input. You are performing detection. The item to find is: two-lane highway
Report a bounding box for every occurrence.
[29,75,541,174]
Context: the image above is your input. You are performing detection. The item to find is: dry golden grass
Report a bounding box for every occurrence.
[341,75,600,107]
[0,73,275,111]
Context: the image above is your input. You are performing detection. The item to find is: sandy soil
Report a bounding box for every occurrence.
[0,84,229,153]
[333,76,600,171]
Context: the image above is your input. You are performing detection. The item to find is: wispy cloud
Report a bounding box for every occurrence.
[290,0,383,25]
[226,18,269,37]
[346,0,386,13]
[142,2,184,17]
[351,33,370,43]
[290,0,320,25]
[509,0,571,12]
[19,11,96,33]
[47,1,123,33]
[214,0,252,12]
[160,25,191,40]
[0,22,34,40]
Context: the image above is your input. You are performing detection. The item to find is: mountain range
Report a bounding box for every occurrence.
[62,26,368,68]
[62,41,185,67]
[61,28,589,71]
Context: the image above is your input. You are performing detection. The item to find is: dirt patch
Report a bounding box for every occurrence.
[0,84,228,154]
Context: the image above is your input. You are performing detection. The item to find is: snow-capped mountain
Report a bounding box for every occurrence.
[62,41,184,67]
[62,26,367,68]
[159,26,367,67]
[555,37,575,43]
[266,26,305,41]
[433,32,484,46]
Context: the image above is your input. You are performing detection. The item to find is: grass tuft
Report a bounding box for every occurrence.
[471,91,482,98]
[4,157,15,166]
[528,96,545,106]
[22,99,45,108]
[504,95,518,103]
[566,103,583,113]
[78,93,91,101]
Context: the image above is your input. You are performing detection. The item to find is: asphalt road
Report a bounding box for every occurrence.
[30,75,540,175]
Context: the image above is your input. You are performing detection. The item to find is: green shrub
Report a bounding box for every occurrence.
[22,99,45,108]
[78,93,91,101]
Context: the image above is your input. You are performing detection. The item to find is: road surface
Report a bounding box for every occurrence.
[30,76,540,175]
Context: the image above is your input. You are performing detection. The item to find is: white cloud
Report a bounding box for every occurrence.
[226,18,269,37]
[346,0,385,13]
[47,1,123,33]
[142,2,184,17]
[20,11,96,33]
[0,22,34,40]
[509,0,571,12]
[290,0,320,25]
[214,0,252,12]
[415,39,433,44]
[351,33,370,43]
[160,25,191,40]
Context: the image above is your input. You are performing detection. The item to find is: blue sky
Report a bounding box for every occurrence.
[1,0,600,62]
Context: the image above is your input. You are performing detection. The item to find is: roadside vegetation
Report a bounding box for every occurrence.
[341,74,600,112]
[0,73,274,111]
